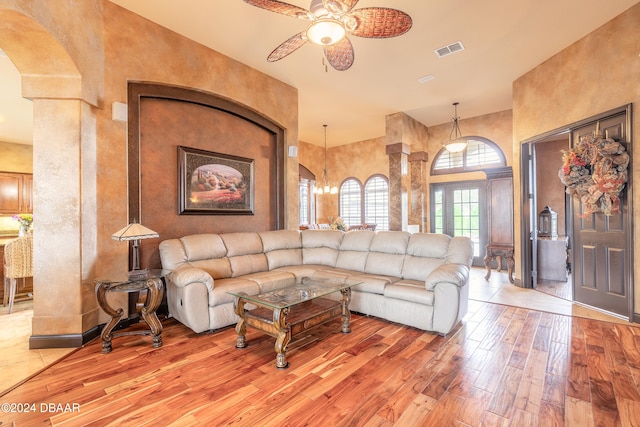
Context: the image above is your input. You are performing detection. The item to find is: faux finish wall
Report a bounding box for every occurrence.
[0,0,299,342]
[299,137,389,224]
[137,97,280,269]
[0,141,32,173]
[512,3,639,313]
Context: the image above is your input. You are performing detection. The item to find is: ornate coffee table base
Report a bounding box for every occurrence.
[234,288,352,369]
[95,276,164,354]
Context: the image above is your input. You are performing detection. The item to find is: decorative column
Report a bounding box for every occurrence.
[408,151,428,232]
[386,143,411,231]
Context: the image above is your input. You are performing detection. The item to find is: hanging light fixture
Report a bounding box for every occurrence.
[443,102,468,153]
[313,124,338,195]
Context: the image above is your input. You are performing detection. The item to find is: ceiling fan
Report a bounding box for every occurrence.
[244,0,413,71]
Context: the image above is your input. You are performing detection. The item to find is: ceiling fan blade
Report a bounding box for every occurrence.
[244,0,313,19]
[348,8,413,38]
[324,37,354,71]
[267,32,308,62]
[322,0,360,15]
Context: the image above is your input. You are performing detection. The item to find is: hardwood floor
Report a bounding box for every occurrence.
[535,276,573,301]
[2,299,640,426]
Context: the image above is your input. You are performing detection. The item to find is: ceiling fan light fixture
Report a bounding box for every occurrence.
[306,18,346,46]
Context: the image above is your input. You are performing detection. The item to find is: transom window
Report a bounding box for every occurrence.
[432,137,506,175]
[339,175,389,230]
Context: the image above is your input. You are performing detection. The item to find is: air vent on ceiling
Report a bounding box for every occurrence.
[435,41,465,58]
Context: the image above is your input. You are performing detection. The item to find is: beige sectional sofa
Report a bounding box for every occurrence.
[159,230,473,336]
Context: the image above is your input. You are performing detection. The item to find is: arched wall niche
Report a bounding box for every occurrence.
[127,82,286,270]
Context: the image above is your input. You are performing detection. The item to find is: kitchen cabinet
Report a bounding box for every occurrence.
[0,172,33,214]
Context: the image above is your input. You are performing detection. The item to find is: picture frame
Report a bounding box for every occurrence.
[178,145,254,215]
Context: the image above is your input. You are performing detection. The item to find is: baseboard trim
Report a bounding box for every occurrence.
[29,325,99,349]
[28,317,138,349]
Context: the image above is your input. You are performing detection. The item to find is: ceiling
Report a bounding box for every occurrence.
[1,1,637,147]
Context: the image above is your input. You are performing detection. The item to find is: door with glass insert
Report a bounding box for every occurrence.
[431,181,486,266]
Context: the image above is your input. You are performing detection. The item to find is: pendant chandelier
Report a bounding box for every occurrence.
[443,102,468,153]
[314,124,338,195]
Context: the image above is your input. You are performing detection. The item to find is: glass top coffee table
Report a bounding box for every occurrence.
[228,276,361,369]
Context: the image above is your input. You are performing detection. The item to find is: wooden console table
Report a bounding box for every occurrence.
[95,269,166,354]
[484,244,515,284]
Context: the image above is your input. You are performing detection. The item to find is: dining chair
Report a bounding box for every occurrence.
[3,235,33,314]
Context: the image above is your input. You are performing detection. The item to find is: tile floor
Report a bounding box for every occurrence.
[0,267,635,396]
[0,300,75,395]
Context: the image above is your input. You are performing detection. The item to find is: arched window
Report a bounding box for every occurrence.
[339,178,362,228]
[431,137,506,175]
[364,175,389,231]
[339,175,389,230]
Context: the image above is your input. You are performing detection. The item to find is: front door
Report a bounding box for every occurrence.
[431,181,486,266]
[571,113,631,318]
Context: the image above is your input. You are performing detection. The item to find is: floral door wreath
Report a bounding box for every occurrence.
[558,125,628,216]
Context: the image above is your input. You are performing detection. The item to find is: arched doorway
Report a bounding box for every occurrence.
[0,7,98,347]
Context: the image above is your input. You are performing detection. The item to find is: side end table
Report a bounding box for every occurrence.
[95,269,167,354]
[484,244,515,284]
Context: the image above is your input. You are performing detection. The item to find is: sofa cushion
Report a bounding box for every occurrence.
[340,230,375,251]
[401,257,445,282]
[369,231,410,254]
[365,252,405,277]
[260,229,303,270]
[221,233,264,257]
[347,273,397,294]
[189,258,233,280]
[301,230,344,249]
[209,277,261,306]
[301,230,344,267]
[241,270,296,293]
[446,236,475,266]
[183,233,228,260]
[228,254,269,277]
[364,231,409,277]
[220,233,269,277]
[406,233,450,258]
[385,280,434,305]
[335,231,374,271]
[259,230,301,251]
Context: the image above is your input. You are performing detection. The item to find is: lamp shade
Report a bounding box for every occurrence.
[111,222,159,241]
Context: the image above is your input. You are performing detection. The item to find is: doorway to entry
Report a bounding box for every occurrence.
[520,105,633,319]
[430,181,486,267]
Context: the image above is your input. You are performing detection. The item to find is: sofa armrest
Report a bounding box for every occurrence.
[169,267,214,292]
[425,263,469,290]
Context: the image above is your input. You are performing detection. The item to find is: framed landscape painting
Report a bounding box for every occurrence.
[178,145,254,215]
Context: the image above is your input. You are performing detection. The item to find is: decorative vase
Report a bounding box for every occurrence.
[19,224,30,237]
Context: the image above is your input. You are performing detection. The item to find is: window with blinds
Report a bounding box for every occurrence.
[339,179,362,227]
[364,176,389,231]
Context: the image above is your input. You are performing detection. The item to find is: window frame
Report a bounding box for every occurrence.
[299,164,316,225]
[364,174,389,231]
[431,136,506,175]
[339,174,389,230]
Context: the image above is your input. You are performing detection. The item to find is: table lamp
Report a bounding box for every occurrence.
[111,220,159,276]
